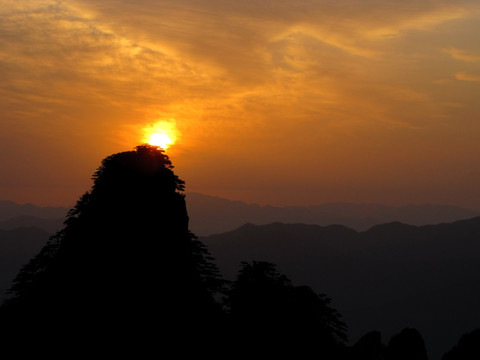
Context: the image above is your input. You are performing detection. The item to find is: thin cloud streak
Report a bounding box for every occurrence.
[455,72,480,82]
[445,47,480,63]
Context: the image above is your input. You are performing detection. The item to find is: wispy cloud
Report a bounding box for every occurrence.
[445,47,480,63]
[455,72,480,82]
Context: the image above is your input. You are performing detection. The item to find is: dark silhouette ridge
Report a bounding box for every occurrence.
[224,261,348,358]
[347,328,428,360]
[0,145,225,355]
[2,149,480,358]
[349,331,386,360]
[441,329,480,360]
[185,192,480,235]
[201,220,480,360]
[386,328,428,360]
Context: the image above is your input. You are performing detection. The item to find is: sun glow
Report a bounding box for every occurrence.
[143,120,177,149]
[148,132,173,149]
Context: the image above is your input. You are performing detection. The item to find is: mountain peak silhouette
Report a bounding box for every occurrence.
[0,145,224,355]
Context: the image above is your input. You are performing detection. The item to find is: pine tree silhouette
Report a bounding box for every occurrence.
[0,145,225,355]
[225,261,348,357]
[386,328,428,360]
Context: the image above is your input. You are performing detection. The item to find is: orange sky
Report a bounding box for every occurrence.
[1,0,480,209]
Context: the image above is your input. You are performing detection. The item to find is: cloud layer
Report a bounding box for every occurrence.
[1,0,480,207]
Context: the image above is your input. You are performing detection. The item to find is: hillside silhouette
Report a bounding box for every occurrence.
[0,145,350,358]
[201,220,480,360]
[1,146,479,358]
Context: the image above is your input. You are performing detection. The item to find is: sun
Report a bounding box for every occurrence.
[142,120,177,149]
[148,132,173,149]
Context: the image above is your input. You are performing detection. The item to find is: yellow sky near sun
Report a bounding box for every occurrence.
[1,0,480,208]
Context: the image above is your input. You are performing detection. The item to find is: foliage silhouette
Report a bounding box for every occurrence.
[346,328,428,360]
[385,328,428,360]
[349,331,386,360]
[224,261,348,357]
[0,145,225,354]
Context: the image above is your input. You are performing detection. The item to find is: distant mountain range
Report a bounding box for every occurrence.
[185,192,480,235]
[201,219,480,360]
[0,215,65,234]
[2,194,479,236]
[0,200,68,221]
[0,200,67,234]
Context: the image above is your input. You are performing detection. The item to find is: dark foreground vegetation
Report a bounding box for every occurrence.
[0,145,477,359]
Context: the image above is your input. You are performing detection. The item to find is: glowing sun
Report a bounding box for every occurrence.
[143,120,177,149]
[148,132,173,149]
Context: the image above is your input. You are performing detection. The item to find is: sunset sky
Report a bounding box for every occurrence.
[1,0,480,209]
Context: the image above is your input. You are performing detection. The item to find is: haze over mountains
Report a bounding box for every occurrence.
[0,201,67,234]
[0,200,68,222]
[185,193,480,236]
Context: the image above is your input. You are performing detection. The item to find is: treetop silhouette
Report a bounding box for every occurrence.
[225,261,348,357]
